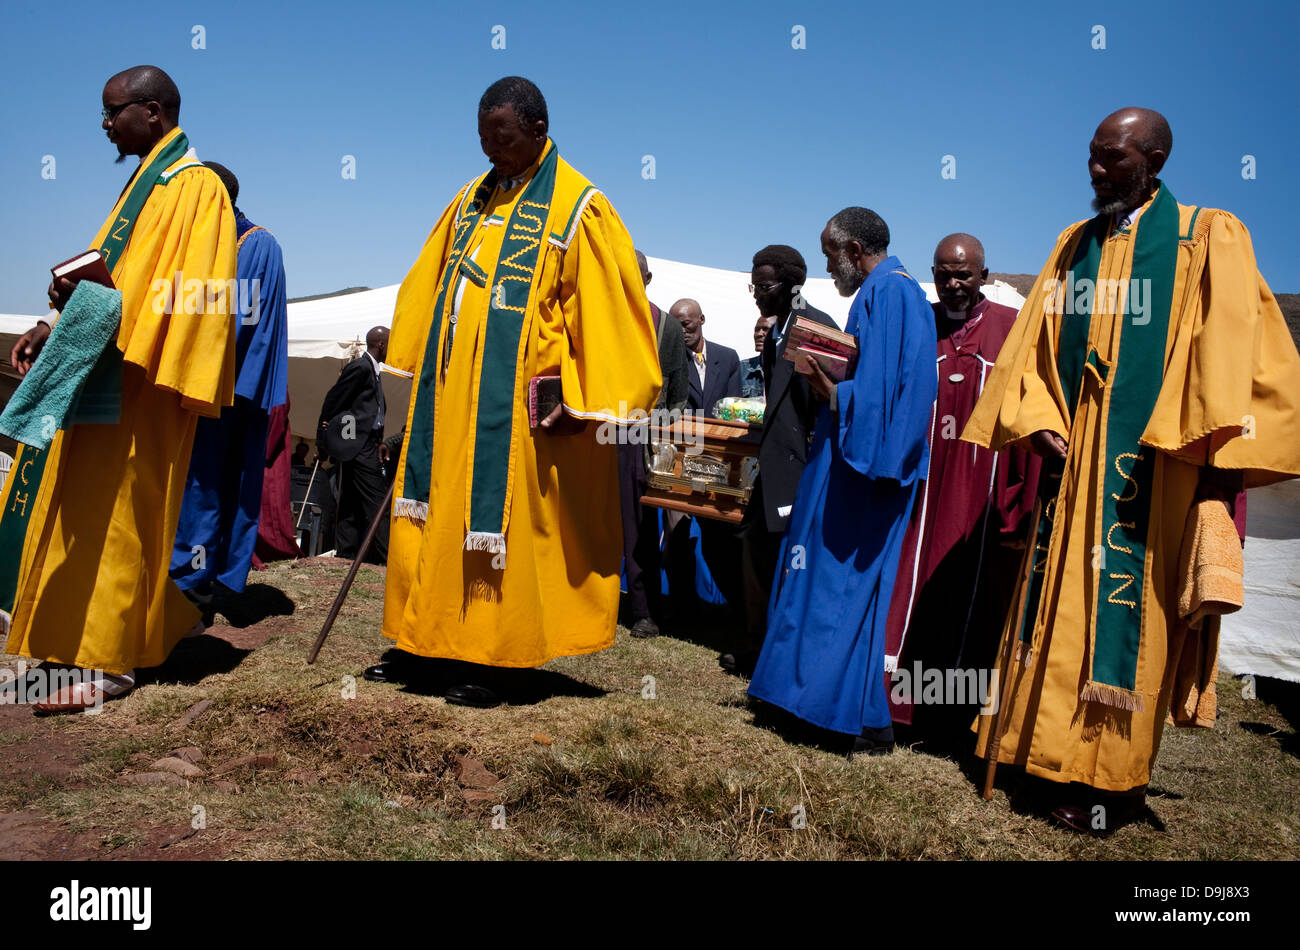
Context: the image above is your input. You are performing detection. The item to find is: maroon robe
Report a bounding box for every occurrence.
[252,400,300,568]
[884,298,1041,727]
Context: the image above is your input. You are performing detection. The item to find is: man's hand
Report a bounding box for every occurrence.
[1028,429,1068,460]
[10,322,52,377]
[48,276,79,313]
[802,354,835,402]
[378,442,390,465]
[538,402,583,435]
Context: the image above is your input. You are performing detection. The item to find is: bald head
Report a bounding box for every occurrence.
[366,326,389,362]
[1099,107,1172,159]
[107,65,181,123]
[671,298,705,351]
[932,233,988,315]
[635,249,651,288]
[933,233,985,271]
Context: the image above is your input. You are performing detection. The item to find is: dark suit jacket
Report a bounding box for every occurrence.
[686,338,742,417]
[318,354,386,461]
[651,302,691,412]
[753,301,838,533]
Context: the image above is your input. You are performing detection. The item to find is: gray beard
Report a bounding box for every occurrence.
[832,249,866,296]
[1091,192,1130,216]
[1091,167,1148,216]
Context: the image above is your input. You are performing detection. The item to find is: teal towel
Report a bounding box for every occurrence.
[0,280,122,449]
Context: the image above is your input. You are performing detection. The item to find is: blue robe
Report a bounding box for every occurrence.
[747,256,936,735]
[171,211,289,592]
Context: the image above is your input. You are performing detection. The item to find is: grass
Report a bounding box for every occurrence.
[1,556,1298,860]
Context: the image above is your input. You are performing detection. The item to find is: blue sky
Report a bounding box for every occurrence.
[1,0,1296,315]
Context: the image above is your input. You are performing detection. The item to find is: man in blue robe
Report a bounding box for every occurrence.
[170,162,289,614]
[747,207,936,755]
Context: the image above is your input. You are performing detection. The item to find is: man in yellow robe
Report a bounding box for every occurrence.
[365,77,661,707]
[963,107,1300,833]
[1,66,236,711]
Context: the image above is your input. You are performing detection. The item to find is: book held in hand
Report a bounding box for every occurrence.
[528,375,563,428]
[781,315,858,382]
[51,250,114,289]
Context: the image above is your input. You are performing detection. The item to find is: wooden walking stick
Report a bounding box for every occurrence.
[982,491,1046,801]
[982,612,1019,800]
[306,478,395,664]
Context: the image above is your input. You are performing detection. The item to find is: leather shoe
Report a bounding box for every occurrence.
[1050,803,1109,836]
[718,649,760,676]
[629,617,660,639]
[363,662,403,683]
[445,683,502,709]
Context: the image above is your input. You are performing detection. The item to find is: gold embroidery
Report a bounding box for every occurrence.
[1106,520,1136,554]
[1107,572,1137,608]
[1111,452,1140,502]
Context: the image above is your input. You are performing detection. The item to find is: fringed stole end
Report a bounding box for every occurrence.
[1081,679,1146,713]
[464,530,506,569]
[394,497,429,525]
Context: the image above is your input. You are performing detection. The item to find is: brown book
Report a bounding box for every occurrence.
[528,375,563,428]
[51,250,114,289]
[788,346,854,382]
[782,316,857,380]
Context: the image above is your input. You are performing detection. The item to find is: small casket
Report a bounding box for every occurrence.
[639,415,761,524]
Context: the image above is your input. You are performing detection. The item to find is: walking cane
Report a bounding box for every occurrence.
[296,459,321,528]
[982,496,1043,801]
[982,612,1019,800]
[306,478,395,664]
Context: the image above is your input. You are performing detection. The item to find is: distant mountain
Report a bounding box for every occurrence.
[287,286,371,304]
[992,274,1300,349]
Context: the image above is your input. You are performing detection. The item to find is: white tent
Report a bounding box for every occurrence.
[1220,480,1300,683]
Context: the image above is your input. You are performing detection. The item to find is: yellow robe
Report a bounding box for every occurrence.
[963,190,1300,791]
[382,142,661,667]
[2,128,237,675]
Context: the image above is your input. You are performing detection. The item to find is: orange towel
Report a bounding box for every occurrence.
[1177,498,1244,625]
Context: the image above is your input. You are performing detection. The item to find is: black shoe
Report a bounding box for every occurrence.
[629,617,660,639]
[445,683,502,709]
[719,649,760,677]
[363,662,404,683]
[850,724,895,757]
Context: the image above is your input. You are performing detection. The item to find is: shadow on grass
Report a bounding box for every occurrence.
[369,649,606,707]
[746,700,856,757]
[140,635,252,687]
[214,583,296,628]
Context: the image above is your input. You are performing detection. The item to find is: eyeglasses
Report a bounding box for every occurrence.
[101,98,152,122]
[748,281,782,294]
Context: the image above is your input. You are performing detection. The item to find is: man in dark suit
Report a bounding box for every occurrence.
[722,245,838,674]
[673,298,741,417]
[318,326,390,562]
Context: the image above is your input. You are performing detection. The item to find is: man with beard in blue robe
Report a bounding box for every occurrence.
[747,207,936,755]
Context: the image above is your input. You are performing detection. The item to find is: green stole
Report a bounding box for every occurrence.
[397,146,560,562]
[0,131,191,629]
[1013,183,1181,711]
